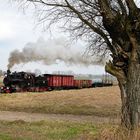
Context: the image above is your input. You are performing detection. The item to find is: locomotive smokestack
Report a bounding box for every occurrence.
[7,69,11,76]
[8,37,105,69]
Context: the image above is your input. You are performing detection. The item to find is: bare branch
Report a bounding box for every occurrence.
[117,0,127,16]
[125,0,139,15]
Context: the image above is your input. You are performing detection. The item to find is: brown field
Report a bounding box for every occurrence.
[0,86,121,117]
[0,86,138,140]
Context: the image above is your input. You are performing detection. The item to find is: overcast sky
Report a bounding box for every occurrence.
[0,0,105,75]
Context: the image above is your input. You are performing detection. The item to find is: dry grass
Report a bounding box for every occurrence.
[0,120,139,140]
[0,86,121,117]
[95,126,140,140]
[0,120,99,140]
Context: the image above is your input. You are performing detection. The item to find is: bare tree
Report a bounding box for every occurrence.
[14,0,140,129]
[0,70,4,77]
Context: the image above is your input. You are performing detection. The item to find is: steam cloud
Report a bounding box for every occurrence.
[8,37,104,69]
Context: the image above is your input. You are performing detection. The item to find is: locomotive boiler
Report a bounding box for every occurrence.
[4,70,35,88]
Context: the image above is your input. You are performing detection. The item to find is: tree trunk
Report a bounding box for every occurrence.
[120,62,140,129]
[118,81,129,127]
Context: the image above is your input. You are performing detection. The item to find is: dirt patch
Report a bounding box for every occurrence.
[0,111,120,124]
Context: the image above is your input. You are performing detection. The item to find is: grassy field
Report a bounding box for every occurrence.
[0,86,121,117]
[0,120,101,140]
[0,120,139,140]
[0,86,125,140]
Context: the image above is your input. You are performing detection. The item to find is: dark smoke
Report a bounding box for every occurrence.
[8,37,105,69]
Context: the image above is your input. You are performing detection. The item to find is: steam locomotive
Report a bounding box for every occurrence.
[0,70,92,93]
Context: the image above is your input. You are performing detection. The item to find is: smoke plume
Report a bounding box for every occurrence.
[8,37,104,69]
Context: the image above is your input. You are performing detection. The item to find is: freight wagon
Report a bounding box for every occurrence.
[0,70,92,93]
[43,74,74,90]
[74,80,92,89]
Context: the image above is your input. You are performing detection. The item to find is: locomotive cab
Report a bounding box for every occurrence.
[35,75,48,87]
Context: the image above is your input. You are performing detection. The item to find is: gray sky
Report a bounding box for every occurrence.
[0,0,105,75]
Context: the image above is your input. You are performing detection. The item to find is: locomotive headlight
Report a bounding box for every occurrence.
[7,87,9,90]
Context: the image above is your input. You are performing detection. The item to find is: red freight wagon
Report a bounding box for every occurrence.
[83,80,92,88]
[44,74,62,88]
[82,80,92,88]
[74,80,92,88]
[86,80,92,88]
[61,75,74,88]
[44,74,74,90]
[74,80,82,88]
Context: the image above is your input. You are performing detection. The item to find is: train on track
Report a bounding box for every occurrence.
[0,70,92,93]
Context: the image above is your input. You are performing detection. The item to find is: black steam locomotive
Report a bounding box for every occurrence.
[1,70,48,93]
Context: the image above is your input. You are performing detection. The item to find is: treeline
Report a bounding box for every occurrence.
[0,70,5,77]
